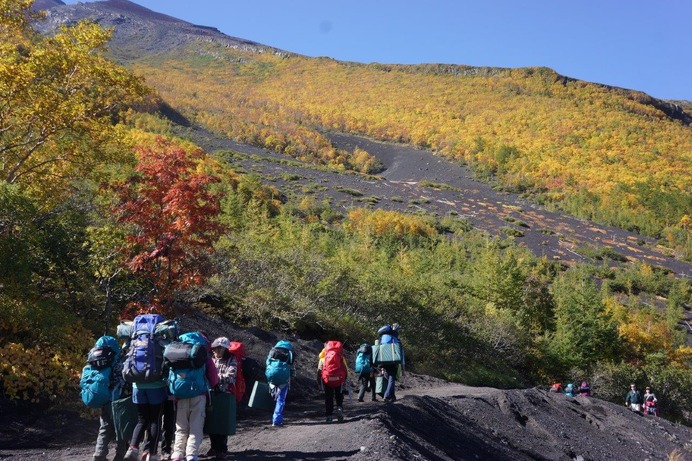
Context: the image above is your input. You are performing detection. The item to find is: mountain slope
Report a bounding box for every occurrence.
[1,312,690,460]
[34,0,692,261]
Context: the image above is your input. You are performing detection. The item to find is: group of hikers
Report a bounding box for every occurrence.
[549,380,659,416]
[315,323,404,423]
[79,315,404,461]
[625,383,659,416]
[548,381,593,397]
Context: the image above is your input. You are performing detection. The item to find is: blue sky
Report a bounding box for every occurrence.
[63,0,691,101]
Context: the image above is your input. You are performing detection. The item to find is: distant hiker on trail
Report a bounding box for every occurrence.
[564,383,576,397]
[355,343,377,402]
[80,335,129,461]
[625,383,643,413]
[578,381,592,397]
[206,336,238,459]
[548,382,563,393]
[167,331,219,461]
[374,323,404,403]
[644,386,659,416]
[317,341,348,423]
[265,340,295,427]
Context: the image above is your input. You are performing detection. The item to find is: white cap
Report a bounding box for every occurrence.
[211,337,230,349]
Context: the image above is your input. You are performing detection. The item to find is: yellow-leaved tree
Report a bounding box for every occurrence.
[0,0,149,201]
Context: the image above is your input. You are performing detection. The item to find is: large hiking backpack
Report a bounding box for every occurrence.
[80,336,120,408]
[229,341,246,402]
[321,340,347,388]
[372,341,403,366]
[168,332,209,398]
[265,340,293,386]
[122,314,170,384]
[164,338,207,370]
[355,343,372,374]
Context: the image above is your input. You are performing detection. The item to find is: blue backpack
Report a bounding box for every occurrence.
[122,314,169,384]
[265,340,293,386]
[355,343,372,374]
[80,336,120,408]
[168,332,209,398]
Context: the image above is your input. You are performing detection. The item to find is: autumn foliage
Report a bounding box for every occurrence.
[111,139,224,316]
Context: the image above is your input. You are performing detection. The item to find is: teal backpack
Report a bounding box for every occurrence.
[168,332,209,398]
[80,336,121,408]
[265,340,293,385]
[354,343,372,374]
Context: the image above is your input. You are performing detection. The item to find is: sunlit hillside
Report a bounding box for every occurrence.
[126,42,692,258]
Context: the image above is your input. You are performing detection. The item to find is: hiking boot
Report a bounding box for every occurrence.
[372,397,378,402]
[357,398,364,402]
[336,407,344,422]
[124,447,140,461]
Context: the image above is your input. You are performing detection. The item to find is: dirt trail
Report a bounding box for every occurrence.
[2,311,691,461]
[3,381,690,461]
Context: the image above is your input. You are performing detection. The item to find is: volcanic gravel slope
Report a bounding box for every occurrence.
[187,126,692,279]
[2,312,690,461]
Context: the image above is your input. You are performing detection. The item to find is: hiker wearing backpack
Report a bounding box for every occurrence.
[578,381,592,397]
[265,340,295,427]
[355,343,377,402]
[564,383,576,397]
[317,341,348,423]
[80,335,129,461]
[625,383,644,413]
[375,323,404,403]
[206,336,238,460]
[167,331,219,461]
[121,314,174,461]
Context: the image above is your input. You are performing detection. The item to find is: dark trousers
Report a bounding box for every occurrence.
[357,372,376,401]
[93,402,128,460]
[382,365,397,401]
[210,434,228,453]
[160,397,176,454]
[131,402,163,454]
[324,385,344,416]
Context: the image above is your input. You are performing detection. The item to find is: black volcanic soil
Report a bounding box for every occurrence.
[1,311,691,461]
[187,127,692,279]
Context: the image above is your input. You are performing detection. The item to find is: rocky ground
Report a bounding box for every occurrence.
[1,311,691,461]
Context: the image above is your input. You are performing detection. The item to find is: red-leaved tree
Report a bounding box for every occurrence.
[112,139,224,316]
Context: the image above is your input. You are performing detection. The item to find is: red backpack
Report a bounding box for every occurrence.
[321,340,347,388]
[229,341,246,402]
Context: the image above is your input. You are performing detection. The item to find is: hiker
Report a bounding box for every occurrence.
[644,387,658,416]
[317,341,348,423]
[355,343,377,402]
[206,336,238,460]
[376,323,404,403]
[265,340,295,427]
[578,381,592,397]
[625,383,644,413]
[122,314,172,461]
[548,382,563,393]
[159,394,176,460]
[81,335,129,461]
[564,383,576,397]
[169,331,219,461]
